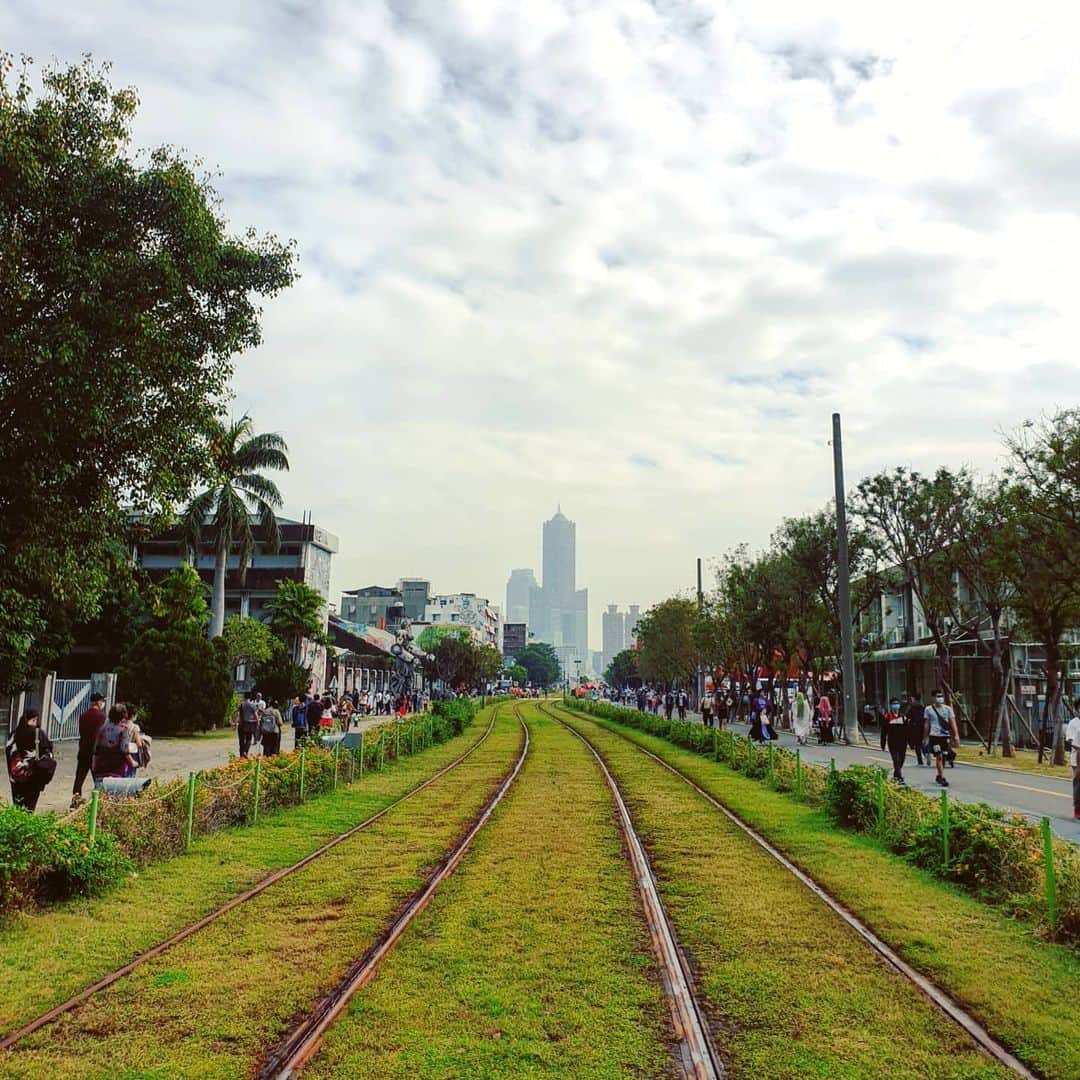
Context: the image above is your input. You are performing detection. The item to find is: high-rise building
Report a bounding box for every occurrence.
[502,622,527,657]
[397,578,431,623]
[505,568,537,625]
[529,507,588,666]
[602,604,626,673]
[626,604,641,646]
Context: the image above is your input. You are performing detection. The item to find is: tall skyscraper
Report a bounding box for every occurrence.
[530,507,588,668]
[626,604,641,645]
[505,568,537,626]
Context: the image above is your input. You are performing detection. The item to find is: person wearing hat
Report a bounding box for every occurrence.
[71,691,107,808]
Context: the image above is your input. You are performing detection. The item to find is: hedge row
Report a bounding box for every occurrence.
[563,697,1080,944]
[1,700,483,916]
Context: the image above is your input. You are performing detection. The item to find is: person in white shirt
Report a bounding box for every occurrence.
[1065,698,1080,821]
[923,688,960,788]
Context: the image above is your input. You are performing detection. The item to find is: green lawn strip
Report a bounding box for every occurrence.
[555,708,1015,1080]
[0,708,497,1036]
[2,711,525,1080]
[305,703,675,1080]
[565,708,1080,1080]
[951,745,1070,779]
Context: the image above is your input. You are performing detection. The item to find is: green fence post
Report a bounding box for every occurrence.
[395,722,401,760]
[1042,816,1058,930]
[87,788,100,845]
[941,789,950,869]
[876,768,885,830]
[379,732,385,771]
[348,746,356,784]
[767,744,775,786]
[795,748,803,799]
[333,741,340,791]
[184,772,196,850]
[299,745,307,803]
[359,730,365,781]
[712,727,718,761]
[411,720,416,756]
[830,757,836,779]
[252,756,262,825]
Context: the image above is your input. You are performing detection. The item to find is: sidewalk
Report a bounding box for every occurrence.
[600,703,1080,843]
[18,715,398,816]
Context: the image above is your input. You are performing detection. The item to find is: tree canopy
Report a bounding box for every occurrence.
[0,55,295,691]
[604,648,639,687]
[512,642,560,688]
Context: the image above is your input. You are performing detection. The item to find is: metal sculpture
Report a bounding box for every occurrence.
[388,619,431,704]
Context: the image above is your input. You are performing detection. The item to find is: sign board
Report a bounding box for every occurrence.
[1020,684,1036,695]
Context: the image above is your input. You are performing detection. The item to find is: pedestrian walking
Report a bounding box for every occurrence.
[749,691,770,742]
[260,700,283,756]
[904,692,926,766]
[6,709,56,812]
[123,703,149,778]
[924,688,960,787]
[663,690,674,720]
[677,688,688,721]
[792,690,812,745]
[71,691,107,808]
[1066,698,1080,821]
[881,697,908,783]
[701,692,714,728]
[236,692,260,759]
[92,705,137,786]
[291,697,308,747]
[817,693,833,744]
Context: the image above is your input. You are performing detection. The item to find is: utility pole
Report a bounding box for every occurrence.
[696,558,705,711]
[833,413,859,744]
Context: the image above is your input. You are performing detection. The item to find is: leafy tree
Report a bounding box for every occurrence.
[251,642,311,704]
[416,624,471,655]
[477,645,505,687]
[119,628,233,734]
[221,615,276,669]
[636,598,698,687]
[0,56,295,690]
[513,642,560,689]
[604,648,639,687]
[182,415,289,637]
[264,580,328,664]
[507,663,528,686]
[430,635,482,692]
[149,565,210,632]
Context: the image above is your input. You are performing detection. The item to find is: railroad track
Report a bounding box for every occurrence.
[259,702,530,1078]
[539,701,723,1080]
[551,701,1038,1080]
[0,706,504,1053]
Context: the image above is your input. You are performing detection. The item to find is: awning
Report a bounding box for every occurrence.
[860,644,938,663]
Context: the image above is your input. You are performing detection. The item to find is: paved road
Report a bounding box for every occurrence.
[21,715,400,816]
[601,704,1080,843]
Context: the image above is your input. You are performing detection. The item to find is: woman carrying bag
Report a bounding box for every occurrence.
[6,709,57,812]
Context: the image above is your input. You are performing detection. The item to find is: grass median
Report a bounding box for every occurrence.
[559,705,1080,1080]
[0,705,499,1040]
[306,703,676,1080]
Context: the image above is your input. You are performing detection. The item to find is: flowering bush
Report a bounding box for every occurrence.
[0,804,132,913]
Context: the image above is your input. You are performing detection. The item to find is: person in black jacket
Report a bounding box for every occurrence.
[5,709,55,812]
[880,698,909,783]
[904,692,926,766]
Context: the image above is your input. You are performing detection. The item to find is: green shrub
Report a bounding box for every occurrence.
[0,805,132,914]
[432,697,478,735]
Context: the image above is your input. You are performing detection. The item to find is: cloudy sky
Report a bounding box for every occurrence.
[8,1,1080,644]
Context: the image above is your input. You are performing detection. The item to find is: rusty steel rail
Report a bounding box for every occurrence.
[259,704,531,1079]
[0,707,504,1053]
[556,703,1038,1080]
[542,703,723,1080]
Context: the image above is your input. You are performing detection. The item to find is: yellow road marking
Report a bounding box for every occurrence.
[992,780,1069,799]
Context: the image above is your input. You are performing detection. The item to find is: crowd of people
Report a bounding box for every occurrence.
[3,693,153,813]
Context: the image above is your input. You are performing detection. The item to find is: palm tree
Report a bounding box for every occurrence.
[181,415,289,638]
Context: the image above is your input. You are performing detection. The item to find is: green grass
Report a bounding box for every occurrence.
[2,710,526,1079]
[0,707,498,1036]
[952,744,1071,778]
[555,706,1012,1080]
[305,703,675,1080]
[560,705,1080,1080]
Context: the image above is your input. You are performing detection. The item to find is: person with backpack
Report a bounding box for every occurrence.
[677,688,689,720]
[701,692,714,728]
[924,688,960,787]
[904,692,926,766]
[260,699,283,756]
[92,705,137,784]
[663,690,675,720]
[6,709,56,812]
[235,692,260,759]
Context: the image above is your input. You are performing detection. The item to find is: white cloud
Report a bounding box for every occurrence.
[9,0,1080,640]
